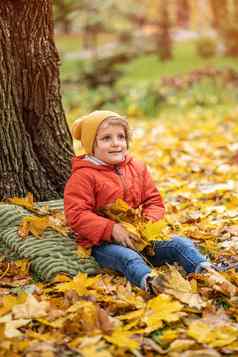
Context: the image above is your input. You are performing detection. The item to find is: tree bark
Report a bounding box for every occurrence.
[234,0,238,20]
[0,0,74,201]
[157,1,172,61]
[209,0,228,31]
[54,0,73,34]
[176,0,190,28]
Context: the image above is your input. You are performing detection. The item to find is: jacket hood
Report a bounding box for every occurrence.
[71,154,133,173]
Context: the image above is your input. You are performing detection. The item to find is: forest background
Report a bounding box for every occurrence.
[54,0,238,121]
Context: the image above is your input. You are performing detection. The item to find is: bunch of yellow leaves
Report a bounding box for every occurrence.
[7,193,69,239]
[99,199,169,252]
[18,213,70,239]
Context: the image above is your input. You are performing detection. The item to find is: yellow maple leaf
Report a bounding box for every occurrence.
[68,301,99,334]
[163,266,206,309]
[104,326,140,350]
[188,320,238,347]
[36,317,65,329]
[118,309,144,321]
[25,330,58,342]
[76,246,92,258]
[122,222,148,251]
[14,259,31,275]
[122,222,140,238]
[18,214,69,239]
[7,192,34,210]
[158,328,179,345]
[19,216,49,238]
[141,220,168,241]
[12,294,50,319]
[204,269,237,297]
[14,340,30,352]
[68,335,102,349]
[99,198,139,223]
[0,293,27,317]
[143,294,184,333]
[80,341,112,357]
[111,198,130,212]
[55,273,100,295]
[169,339,195,352]
[0,314,30,338]
[49,213,69,236]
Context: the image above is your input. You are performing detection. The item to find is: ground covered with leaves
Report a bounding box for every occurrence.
[1,109,238,357]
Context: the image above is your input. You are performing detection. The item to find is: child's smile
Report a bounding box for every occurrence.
[94,124,127,165]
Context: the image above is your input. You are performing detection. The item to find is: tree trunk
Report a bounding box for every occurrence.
[0,0,74,201]
[54,0,72,34]
[209,0,238,56]
[234,0,238,20]
[209,0,228,31]
[176,0,190,28]
[157,1,172,61]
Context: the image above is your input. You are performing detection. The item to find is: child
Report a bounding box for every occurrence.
[64,110,216,294]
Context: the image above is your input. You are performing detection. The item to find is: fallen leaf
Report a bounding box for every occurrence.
[143,294,184,333]
[0,314,30,338]
[163,266,206,309]
[141,220,168,241]
[81,341,113,357]
[76,246,92,258]
[7,192,34,210]
[0,293,27,316]
[55,273,100,295]
[104,326,140,350]
[12,294,50,319]
[19,216,50,238]
[169,338,195,352]
[96,305,114,335]
[205,269,237,297]
[188,320,238,347]
[180,349,221,357]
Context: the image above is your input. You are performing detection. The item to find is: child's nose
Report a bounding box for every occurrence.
[112,137,120,145]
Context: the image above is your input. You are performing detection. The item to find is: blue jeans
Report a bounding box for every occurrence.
[92,236,207,289]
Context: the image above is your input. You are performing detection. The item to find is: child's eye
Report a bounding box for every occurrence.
[102,135,111,141]
[118,134,126,139]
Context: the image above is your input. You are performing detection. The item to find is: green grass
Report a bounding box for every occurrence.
[56,36,238,115]
[55,33,115,54]
[55,34,82,53]
[57,37,238,85]
[59,58,81,82]
[117,41,238,86]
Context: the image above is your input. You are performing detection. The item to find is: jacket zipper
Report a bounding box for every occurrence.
[114,165,128,200]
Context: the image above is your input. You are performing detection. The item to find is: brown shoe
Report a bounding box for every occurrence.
[145,274,166,295]
[199,261,238,273]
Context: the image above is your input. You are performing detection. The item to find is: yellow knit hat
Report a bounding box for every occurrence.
[71,110,126,154]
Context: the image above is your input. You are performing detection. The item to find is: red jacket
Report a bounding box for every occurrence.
[64,154,165,247]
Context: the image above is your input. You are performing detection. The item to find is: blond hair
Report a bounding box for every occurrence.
[96,116,131,147]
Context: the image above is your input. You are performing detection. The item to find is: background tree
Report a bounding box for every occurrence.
[209,0,228,31]
[54,0,78,34]
[176,0,190,28]
[234,0,238,19]
[157,0,172,61]
[0,0,74,201]
[209,0,238,56]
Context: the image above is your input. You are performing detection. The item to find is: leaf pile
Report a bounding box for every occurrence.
[6,193,70,239]
[99,198,169,252]
[1,109,238,356]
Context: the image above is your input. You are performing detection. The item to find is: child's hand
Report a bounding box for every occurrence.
[112,223,135,250]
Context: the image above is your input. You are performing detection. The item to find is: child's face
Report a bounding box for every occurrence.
[94,123,127,164]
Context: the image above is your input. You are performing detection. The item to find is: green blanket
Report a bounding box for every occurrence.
[0,200,99,281]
